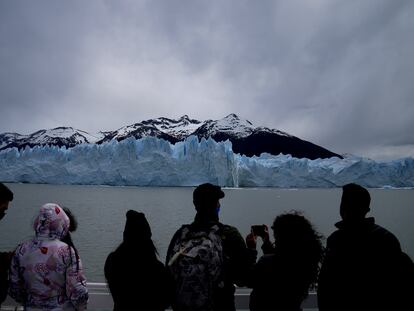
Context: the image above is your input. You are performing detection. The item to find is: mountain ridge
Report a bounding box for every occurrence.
[0,114,342,159]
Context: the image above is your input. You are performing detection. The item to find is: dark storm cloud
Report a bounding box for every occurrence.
[0,1,103,127]
[0,0,413,159]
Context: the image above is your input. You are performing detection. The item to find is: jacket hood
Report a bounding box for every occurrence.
[123,210,152,243]
[33,203,70,240]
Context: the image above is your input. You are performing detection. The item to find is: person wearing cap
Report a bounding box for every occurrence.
[105,210,171,311]
[166,183,257,311]
[318,183,413,311]
[0,183,14,306]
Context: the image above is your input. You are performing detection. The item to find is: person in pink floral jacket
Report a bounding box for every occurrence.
[9,203,88,310]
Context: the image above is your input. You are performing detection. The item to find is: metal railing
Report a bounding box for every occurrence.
[1,282,319,310]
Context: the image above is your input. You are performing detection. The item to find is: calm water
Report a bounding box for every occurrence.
[0,183,413,282]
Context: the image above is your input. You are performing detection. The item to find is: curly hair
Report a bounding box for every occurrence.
[272,211,324,290]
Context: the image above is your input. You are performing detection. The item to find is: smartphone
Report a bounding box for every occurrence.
[251,225,266,236]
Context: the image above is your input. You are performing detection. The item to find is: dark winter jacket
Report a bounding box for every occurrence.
[105,245,172,311]
[0,252,11,305]
[166,217,257,311]
[249,251,316,311]
[248,235,321,311]
[318,217,413,311]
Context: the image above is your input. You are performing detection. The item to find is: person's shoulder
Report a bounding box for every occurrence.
[220,223,240,234]
[105,250,116,262]
[371,223,396,238]
[13,239,35,254]
[104,250,126,276]
[55,239,70,248]
[15,239,30,248]
[370,223,401,250]
[105,246,132,264]
[167,224,191,257]
[171,224,192,239]
[218,223,244,243]
[326,229,342,244]
[52,240,76,255]
[175,223,191,233]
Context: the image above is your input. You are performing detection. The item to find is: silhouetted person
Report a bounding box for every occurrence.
[105,210,171,311]
[318,183,414,310]
[166,183,256,311]
[247,212,323,311]
[0,183,13,306]
[0,183,13,222]
[9,203,88,310]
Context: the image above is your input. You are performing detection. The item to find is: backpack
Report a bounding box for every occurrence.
[168,224,225,311]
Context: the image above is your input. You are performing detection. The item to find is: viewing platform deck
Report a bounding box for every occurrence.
[1,282,319,310]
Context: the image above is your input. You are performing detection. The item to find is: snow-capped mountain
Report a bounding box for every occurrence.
[0,127,103,150]
[193,114,256,138]
[98,115,201,144]
[0,133,20,150]
[0,114,342,159]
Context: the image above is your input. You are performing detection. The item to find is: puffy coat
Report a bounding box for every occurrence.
[9,203,88,310]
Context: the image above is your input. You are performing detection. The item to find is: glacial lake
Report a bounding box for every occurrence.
[0,183,413,282]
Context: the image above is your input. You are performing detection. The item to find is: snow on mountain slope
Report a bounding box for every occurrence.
[149,115,202,138]
[0,114,341,159]
[104,115,202,142]
[0,127,103,150]
[192,114,256,138]
[29,127,103,144]
[0,133,24,149]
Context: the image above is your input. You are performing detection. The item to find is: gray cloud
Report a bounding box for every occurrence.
[0,0,413,160]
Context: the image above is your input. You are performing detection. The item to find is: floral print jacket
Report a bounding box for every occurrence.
[9,203,88,310]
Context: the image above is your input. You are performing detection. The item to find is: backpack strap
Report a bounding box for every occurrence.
[167,225,192,266]
[168,223,224,267]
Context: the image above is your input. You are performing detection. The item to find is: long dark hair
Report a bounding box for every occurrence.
[272,211,324,291]
[61,207,80,271]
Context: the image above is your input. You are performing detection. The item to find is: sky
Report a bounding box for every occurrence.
[1,0,413,160]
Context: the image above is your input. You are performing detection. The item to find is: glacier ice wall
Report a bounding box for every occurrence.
[0,136,413,188]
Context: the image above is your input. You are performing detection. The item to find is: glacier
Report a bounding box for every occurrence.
[0,136,413,188]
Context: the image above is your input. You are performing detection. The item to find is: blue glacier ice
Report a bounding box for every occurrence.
[0,136,413,188]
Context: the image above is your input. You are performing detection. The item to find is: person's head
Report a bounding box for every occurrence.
[272,211,322,251]
[193,183,225,219]
[121,210,157,257]
[340,183,371,221]
[33,203,70,240]
[271,211,324,289]
[0,183,13,220]
[123,210,152,243]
